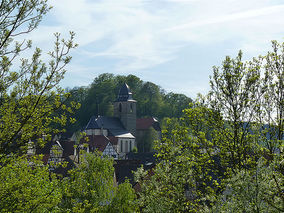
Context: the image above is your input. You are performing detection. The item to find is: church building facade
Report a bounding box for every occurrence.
[83,83,138,158]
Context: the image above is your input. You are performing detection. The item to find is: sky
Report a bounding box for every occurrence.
[27,0,284,98]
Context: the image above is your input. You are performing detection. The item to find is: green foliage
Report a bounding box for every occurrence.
[211,157,284,212]
[137,126,158,153]
[108,180,138,213]
[136,105,225,212]
[162,92,192,118]
[136,40,284,212]
[257,40,284,154]
[207,50,262,172]
[131,146,138,153]
[0,155,62,212]
[0,153,137,212]
[1,2,282,212]
[59,152,137,212]
[65,73,193,131]
[60,152,115,212]
[0,0,78,155]
[0,0,50,56]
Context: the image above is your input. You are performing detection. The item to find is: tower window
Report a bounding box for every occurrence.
[119,103,122,112]
[130,103,133,112]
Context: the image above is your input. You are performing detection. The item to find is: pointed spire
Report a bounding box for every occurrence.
[116,83,135,102]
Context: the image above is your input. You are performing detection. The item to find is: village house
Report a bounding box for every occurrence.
[33,83,160,183]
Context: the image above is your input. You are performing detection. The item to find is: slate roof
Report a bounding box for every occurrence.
[85,116,135,139]
[115,83,136,102]
[108,136,118,146]
[136,117,161,131]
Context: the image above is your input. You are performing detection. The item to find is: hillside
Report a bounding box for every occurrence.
[65,73,193,131]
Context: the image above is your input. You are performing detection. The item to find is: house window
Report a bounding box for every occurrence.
[130,103,133,112]
[120,141,123,152]
[129,140,132,151]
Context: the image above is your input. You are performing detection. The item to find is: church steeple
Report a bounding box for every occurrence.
[116,83,134,102]
[114,83,136,136]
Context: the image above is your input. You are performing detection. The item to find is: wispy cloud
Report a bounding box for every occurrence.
[26,0,284,95]
[166,4,284,31]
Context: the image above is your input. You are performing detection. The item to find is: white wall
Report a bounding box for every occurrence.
[85,129,108,136]
[118,138,135,153]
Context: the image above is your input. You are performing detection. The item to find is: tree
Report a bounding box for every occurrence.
[162,92,193,118]
[257,40,284,155]
[137,126,158,153]
[211,157,283,212]
[0,0,50,55]
[136,104,225,212]
[0,1,79,210]
[0,0,78,155]
[0,155,62,212]
[59,152,137,212]
[207,51,262,172]
[68,73,193,132]
[135,43,284,211]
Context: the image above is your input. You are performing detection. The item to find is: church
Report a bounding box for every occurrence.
[81,83,160,159]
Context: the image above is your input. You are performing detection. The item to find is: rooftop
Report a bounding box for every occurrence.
[85,116,135,139]
[115,83,136,102]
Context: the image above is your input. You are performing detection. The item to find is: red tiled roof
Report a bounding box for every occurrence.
[108,136,118,145]
[82,135,110,152]
[136,117,157,130]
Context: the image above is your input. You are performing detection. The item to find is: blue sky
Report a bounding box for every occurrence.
[26,0,284,97]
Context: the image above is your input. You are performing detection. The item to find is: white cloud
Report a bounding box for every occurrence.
[45,0,284,65]
[26,0,284,95]
[166,5,284,32]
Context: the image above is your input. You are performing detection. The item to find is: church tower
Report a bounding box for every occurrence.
[114,83,137,136]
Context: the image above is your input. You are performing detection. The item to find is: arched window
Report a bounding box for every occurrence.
[119,103,122,112]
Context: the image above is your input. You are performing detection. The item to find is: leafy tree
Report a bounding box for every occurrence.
[207,50,262,172]
[74,73,117,128]
[0,155,62,212]
[0,0,78,155]
[136,104,226,212]
[136,43,284,211]
[59,152,137,212]
[0,0,50,55]
[0,1,78,211]
[256,40,284,155]
[67,73,193,132]
[0,153,137,212]
[211,157,283,212]
[108,180,138,213]
[137,82,163,117]
[162,92,193,118]
[137,126,158,153]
